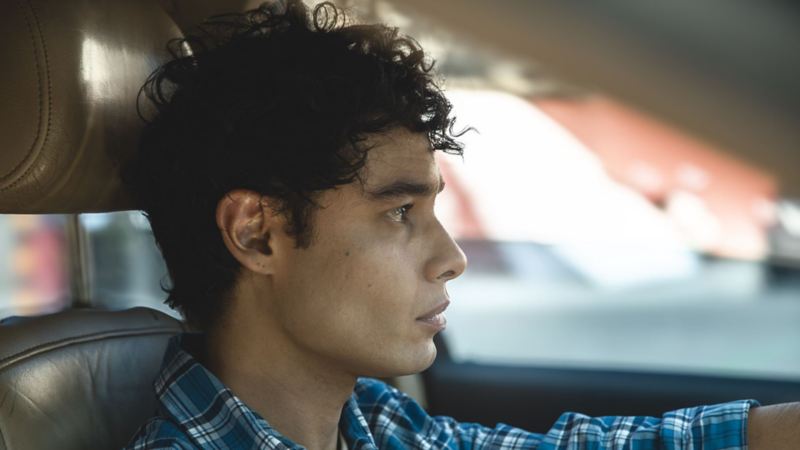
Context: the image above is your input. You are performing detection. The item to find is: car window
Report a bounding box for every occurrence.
[0,212,178,320]
[435,90,800,381]
[80,212,179,318]
[359,1,800,381]
[0,215,69,318]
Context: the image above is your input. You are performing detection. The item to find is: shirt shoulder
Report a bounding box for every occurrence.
[353,378,441,446]
[353,377,408,405]
[354,377,429,424]
[124,416,196,450]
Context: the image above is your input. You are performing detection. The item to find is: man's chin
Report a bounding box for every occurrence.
[358,342,438,379]
[397,339,438,374]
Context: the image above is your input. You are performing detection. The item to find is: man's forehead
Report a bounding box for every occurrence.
[359,128,438,188]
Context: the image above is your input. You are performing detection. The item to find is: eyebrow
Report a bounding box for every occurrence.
[365,174,446,201]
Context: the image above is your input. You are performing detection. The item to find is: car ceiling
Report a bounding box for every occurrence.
[155,0,800,198]
[382,0,800,197]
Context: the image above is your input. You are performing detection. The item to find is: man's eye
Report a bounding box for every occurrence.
[388,204,413,223]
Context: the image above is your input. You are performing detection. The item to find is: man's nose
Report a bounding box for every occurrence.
[425,221,468,283]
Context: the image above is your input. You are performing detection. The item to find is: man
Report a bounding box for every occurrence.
[125,1,799,448]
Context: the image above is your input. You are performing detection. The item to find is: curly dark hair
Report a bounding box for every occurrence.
[123,0,465,330]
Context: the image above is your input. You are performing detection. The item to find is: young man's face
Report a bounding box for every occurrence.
[267,127,467,377]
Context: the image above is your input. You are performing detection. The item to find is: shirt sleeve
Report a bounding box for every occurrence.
[355,378,758,450]
[536,400,757,449]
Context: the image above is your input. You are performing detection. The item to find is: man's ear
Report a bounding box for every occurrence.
[216,189,276,275]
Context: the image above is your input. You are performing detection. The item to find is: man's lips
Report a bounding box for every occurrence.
[416,300,450,328]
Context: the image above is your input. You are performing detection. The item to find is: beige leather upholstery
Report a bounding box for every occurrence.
[0,308,184,450]
[0,0,292,214]
[0,0,181,213]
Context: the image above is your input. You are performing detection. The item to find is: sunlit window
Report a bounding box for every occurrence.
[357,0,800,381]
[0,212,178,320]
[434,89,800,381]
[0,215,69,317]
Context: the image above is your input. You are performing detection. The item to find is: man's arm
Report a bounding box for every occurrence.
[356,378,766,449]
[748,402,800,449]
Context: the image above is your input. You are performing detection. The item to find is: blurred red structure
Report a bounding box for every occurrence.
[535,96,777,259]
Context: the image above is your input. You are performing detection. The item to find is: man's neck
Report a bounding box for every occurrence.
[203,313,356,450]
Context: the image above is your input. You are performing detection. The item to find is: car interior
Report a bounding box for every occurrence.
[1,0,799,449]
[0,1,193,448]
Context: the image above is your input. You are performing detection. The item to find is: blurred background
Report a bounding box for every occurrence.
[1,0,798,382]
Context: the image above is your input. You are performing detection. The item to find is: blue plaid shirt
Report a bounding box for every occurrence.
[126,335,757,449]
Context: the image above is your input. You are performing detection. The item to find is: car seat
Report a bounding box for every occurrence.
[0,1,191,448]
[0,309,184,449]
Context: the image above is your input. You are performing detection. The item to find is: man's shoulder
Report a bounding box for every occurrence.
[124,416,195,450]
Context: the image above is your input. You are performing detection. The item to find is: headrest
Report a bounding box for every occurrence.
[0,0,182,213]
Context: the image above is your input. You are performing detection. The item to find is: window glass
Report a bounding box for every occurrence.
[0,215,69,318]
[81,211,179,319]
[355,0,800,381]
[435,90,800,381]
[0,212,179,320]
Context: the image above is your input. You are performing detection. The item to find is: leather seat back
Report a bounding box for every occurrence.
[0,308,184,450]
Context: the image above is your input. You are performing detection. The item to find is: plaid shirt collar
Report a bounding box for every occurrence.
[154,334,378,450]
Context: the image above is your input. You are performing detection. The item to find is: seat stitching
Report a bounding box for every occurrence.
[0,0,45,184]
[1,0,53,191]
